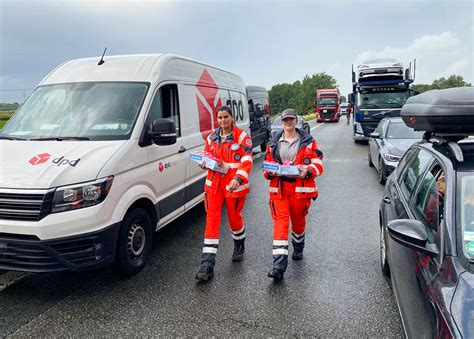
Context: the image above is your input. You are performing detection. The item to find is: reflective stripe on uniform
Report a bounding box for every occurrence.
[269,187,278,193]
[241,155,253,163]
[232,233,246,240]
[238,132,248,144]
[309,164,320,175]
[273,240,289,246]
[205,179,213,186]
[236,169,249,179]
[204,238,219,245]
[232,226,245,234]
[311,158,323,165]
[295,187,318,193]
[273,249,288,255]
[203,247,218,254]
[226,183,249,192]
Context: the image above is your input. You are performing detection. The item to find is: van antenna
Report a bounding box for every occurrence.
[98,47,107,66]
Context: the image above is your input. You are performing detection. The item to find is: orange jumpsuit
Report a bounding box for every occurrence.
[263,129,323,271]
[200,125,253,267]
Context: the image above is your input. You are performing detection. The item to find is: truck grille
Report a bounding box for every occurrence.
[320,109,336,119]
[0,189,54,221]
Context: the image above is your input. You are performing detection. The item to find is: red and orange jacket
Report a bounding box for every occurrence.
[204,125,253,198]
[263,129,323,200]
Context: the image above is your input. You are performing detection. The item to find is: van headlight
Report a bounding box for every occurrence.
[384,153,401,162]
[52,176,114,213]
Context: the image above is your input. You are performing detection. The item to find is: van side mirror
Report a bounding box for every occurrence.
[149,118,177,146]
[387,219,439,257]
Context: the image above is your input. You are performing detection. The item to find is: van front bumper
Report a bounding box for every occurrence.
[0,223,119,273]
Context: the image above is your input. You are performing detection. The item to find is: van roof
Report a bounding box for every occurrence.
[40,54,242,85]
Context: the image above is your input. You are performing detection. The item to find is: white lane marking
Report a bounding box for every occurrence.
[311,123,325,131]
[0,271,31,291]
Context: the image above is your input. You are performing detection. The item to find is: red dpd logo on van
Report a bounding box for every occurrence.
[196,69,222,140]
[29,153,51,165]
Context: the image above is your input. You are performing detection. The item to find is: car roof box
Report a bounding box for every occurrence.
[401,87,474,134]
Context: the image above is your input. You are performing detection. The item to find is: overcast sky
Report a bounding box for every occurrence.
[0,0,472,103]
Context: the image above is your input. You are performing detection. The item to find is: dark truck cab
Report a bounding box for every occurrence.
[246,86,271,152]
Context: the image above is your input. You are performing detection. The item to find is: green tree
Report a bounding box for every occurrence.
[268,72,338,116]
[411,75,471,93]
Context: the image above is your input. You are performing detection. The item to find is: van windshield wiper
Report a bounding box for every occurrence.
[30,136,90,141]
[0,135,27,140]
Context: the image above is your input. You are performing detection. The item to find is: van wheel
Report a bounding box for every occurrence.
[115,208,152,275]
[260,141,267,152]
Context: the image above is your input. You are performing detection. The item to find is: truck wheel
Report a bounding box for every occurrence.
[115,208,153,275]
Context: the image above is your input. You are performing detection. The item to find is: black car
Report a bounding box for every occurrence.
[368,117,424,184]
[379,87,474,338]
[270,115,311,135]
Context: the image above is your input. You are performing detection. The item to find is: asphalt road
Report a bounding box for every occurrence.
[0,120,403,337]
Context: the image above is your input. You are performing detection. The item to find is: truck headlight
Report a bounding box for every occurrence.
[384,153,401,162]
[52,176,114,213]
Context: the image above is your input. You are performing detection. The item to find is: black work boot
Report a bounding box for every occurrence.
[292,249,304,261]
[232,241,245,262]
[195,266,214,282]
[267,268,284,281]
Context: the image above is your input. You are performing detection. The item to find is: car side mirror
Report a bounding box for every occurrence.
[149,118,177,146]
[370,131,381,139]
[387,219,439,257]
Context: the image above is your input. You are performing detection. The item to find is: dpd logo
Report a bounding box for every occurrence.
[28,153,80,167]
[29,153,51,165]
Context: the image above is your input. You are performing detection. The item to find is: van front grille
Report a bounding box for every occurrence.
[0,189,54,221]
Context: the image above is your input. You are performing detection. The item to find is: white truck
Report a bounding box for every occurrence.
[0,54,250,275]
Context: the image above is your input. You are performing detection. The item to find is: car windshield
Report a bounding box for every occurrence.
[0,82,148,140]
[386,122,424,139]
[317,98,338,106]
[458,172,474,262]
[358,91,411,109]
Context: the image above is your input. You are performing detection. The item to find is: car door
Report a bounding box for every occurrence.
[388,149,439,338]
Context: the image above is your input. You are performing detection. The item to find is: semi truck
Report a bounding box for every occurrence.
[316,88,340,122]
[349,58,417,143]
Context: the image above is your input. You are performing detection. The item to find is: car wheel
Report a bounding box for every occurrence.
[380,225,390,277]
[378,157,387,185]
[114,208,153,275]
[368,149,374,167]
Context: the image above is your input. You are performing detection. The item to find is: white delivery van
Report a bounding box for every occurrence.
[0,54,250,275]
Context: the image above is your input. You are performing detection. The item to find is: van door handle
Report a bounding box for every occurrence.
[383,196,391,204]
[178,146,187,153]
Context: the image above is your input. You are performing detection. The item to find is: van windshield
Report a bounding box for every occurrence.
[317,98,338,106]
[0,82,148,140]
[458,172,474,262]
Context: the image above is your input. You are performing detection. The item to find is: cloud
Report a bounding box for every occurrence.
[354,32,473,85]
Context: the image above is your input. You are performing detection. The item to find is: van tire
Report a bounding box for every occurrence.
[114,208,153,276]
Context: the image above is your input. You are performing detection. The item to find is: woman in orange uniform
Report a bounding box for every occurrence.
[263,108,323,281]
[196,106,253,282]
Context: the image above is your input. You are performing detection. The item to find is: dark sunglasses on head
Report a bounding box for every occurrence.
[282,117,296,122]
